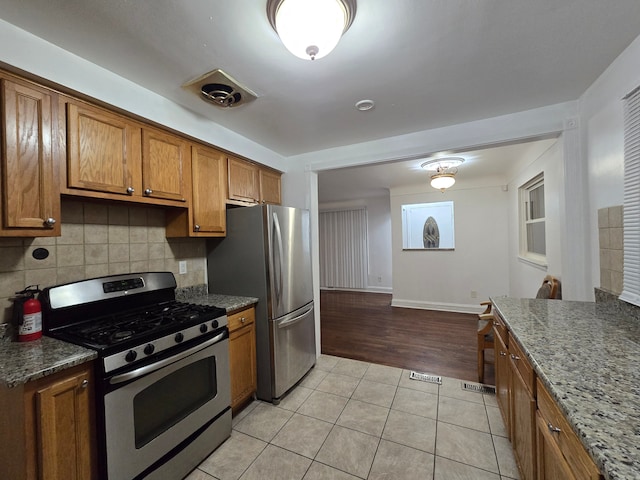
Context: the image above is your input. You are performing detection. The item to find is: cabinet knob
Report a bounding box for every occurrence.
[44,217,56,228]
[240,317,246,323]
[81,379,89,389]
[144,188,153,196]
[126,186,135,195]
[499,351,507,356]
[194,224,201,232]
[547,422,561,434]
[510,354,521,361]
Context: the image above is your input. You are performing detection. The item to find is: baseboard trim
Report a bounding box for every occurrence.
[321,287,393,294]
[391,298,481,314]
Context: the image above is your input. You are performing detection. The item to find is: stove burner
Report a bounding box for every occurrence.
[112,330,134,341]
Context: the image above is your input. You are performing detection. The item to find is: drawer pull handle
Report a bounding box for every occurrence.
[510,354,520,361]
[547,422,561,434]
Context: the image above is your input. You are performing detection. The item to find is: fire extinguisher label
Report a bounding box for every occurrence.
[20,312,42,334]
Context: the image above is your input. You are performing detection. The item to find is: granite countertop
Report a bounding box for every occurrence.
[0,337,97,388]
[0,293,256,389]
[491,297,640,480]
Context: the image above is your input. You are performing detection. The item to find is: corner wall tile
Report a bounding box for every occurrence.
[609,205,623,228]
[610,227,623,250]
[598,228,610,249]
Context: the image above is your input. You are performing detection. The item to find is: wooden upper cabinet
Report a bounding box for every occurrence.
[228,156,259,203]
[259,168,282,205]
[141,127,189,203]
[0,77,61,236]
[65,99,142,197]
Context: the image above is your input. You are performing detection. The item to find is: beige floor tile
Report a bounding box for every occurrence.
[351,379,397,408]
[315,425,379,479]
[439,376,486,404]
[239,445,311,480]
[184,468,216,480]
[438,395,491,432]
[271,413,333,458]
[331,358,370,378]
[382,409,437,453]
[278,385,314,411]
[398,369,440,394]
[493,435,521,479]
[315,354,340,371]
[486,405,508,437]
[363,363,403,386]
[391,387,438,420]
[297,390,349,423]
[232,400,259,427]
[434,456,501,480]
[316,372,361,397]
[233,402,293,442]
[198,431,266,480]
[368,439,435,480]
[435,422,499,473]
[336,399,390,436]
[299,367,329,389]
[302,462,361,480]
[484,393,499,407]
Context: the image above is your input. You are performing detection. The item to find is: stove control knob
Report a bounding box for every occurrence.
[125,350,137,362]
[175,332,184,343]
[144,344,155,355]
[200,324,208,333]
[211,320,219,329]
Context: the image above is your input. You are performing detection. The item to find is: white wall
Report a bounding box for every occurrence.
[318,196,393,292]
[389,184,510,313]
[581,34,640,292]
[507,139,564,298]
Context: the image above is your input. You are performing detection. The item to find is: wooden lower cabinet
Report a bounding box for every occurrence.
[509,348,536,480]
[228,306,257,413]
[0,362,96,480]
[493,317,510,433]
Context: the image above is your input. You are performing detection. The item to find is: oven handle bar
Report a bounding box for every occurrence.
[109,331,227,385]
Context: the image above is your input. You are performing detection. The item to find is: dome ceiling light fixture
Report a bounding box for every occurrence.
[421,157,465,192]
[266,0,357,61]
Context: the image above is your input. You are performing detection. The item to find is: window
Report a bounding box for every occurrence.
[621,85,640,306]
[519,173,546,264]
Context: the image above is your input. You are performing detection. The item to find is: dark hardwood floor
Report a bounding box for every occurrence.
[320,290,495,385]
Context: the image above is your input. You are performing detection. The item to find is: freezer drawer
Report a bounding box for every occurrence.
[270,302,316,399]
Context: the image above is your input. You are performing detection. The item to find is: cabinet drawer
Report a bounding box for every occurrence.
[508,334,535,394]
[228,307,256,333]
[536,379,601,480]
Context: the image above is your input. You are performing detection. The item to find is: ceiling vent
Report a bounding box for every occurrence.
[182,69,257,108]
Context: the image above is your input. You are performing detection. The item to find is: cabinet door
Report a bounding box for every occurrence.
[510,356,536,480]
[66,100,142,196]
[1,78,60,236]
[259,168,281,205]
[141,127,189,203]
[36,367,93,480]
[191,145,226,235]
[228,156,259,203]
[494,328,510,434]
[228,308,257,411]
[536,411,577,480]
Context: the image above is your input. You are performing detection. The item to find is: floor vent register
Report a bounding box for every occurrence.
[409,371,442,385]
[461,382,496,395]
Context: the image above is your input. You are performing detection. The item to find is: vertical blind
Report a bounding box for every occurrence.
[620,85,640,306]
[319,208,368,289]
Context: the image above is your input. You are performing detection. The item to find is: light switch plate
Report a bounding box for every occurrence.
[179,260,187,274]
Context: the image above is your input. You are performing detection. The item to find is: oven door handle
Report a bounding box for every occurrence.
[109,331,227,385]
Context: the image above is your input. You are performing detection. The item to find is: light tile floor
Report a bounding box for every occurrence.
[186,355,520,480]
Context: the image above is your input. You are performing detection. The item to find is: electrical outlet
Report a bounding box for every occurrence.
[377,276,382,283]
[471,290,478,299]
[179,260,187,274]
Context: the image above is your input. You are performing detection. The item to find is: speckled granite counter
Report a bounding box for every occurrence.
[0,337,96,388]
[187,293,258,313]
[491,297,640,480]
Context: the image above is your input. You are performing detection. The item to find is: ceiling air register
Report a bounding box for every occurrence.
[182,69,258,108]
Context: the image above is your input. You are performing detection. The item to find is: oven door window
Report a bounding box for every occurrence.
[134,356,217,448]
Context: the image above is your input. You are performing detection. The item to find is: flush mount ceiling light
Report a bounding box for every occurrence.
[355,99,375,111]
[267,0,357,60]
[421,157,465,192]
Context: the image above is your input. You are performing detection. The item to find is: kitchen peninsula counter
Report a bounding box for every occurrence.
[491,296,640,480]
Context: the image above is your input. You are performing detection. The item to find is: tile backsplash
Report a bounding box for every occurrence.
[0,199,207,324]
[598,205,623,294]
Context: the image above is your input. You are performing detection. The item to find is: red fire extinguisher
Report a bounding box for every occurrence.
[14,286,43,342]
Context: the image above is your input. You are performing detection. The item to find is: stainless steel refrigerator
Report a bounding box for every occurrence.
[207,204,315,403]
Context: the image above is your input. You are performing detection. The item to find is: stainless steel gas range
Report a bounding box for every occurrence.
[40,272,231,480]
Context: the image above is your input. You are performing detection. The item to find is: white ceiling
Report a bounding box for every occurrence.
[1,0,639,200]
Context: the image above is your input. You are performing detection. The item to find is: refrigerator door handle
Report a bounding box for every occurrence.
[272,211,284,308]
[276,304,314,329]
